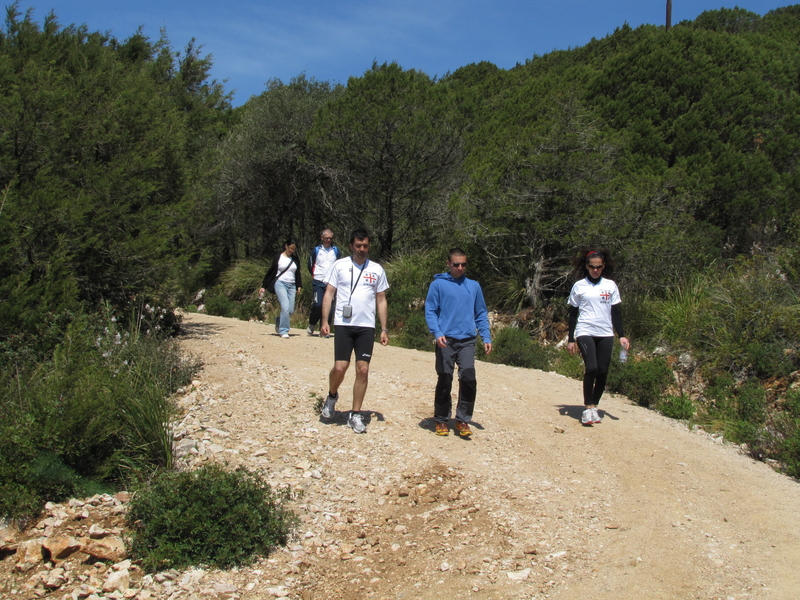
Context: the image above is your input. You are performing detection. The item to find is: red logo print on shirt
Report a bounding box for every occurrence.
[600,290,611,302]
[363,272,377,284]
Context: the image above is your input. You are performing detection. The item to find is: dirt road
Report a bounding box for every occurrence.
[175,312,800,600]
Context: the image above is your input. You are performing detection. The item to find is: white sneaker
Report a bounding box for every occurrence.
[307,324,315,335]
[592,408,602,424]
[281,333,289,339]
[348,412,366,434]
[581,409,594,426]
[321,393,338,419]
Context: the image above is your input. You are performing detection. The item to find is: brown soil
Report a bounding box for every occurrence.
[171,313,800,600]
[4,311,800,600]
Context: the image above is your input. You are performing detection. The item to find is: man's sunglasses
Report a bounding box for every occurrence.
[586,264,604,270]
[451,262,468,268]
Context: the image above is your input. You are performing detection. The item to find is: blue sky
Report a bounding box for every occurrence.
[17,0,792,106]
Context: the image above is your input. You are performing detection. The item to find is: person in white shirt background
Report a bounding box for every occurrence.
[566,249,630,426]
[306,228,342,337]
[260,239,302,339]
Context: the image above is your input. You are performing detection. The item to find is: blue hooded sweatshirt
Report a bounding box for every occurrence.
[424,272,491,342]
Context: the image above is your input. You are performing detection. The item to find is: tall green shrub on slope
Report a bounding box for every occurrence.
[0,5,231,343]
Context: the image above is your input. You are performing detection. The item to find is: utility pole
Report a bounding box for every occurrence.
[666,0,672,31]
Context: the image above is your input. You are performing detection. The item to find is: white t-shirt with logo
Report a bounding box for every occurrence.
[324,258,389,328]
[568,277,621,338]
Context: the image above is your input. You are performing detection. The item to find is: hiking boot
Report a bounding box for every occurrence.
[581,408,594,426]
[592,408,602,424]
[348,412,366,434]
[307,324,315,335]
[454,421,472,437]
[435,422,449,436]
[321,392,338,419]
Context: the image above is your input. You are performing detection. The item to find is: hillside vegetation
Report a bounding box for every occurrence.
[3,3,800,519]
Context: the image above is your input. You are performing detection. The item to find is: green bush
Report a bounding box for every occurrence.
[770,390,800,476]
[127,465,297,572]
[607,357,673,408]
[551,348,586,380]
[218,259,271,299]
[394,310,435,351]
[203,289,238,318]
[735,380,767,424]
[744,341,796,379]
[701,372,737,421]
[0,308,197,520]
[657,394,695,420]
[725,419,763,453]
[234,298,266,322]
[485,326,551,371]
[648,257,800,377]
[383,249,446,348]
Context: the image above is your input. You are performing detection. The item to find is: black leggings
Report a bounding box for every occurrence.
[577,336,614,406]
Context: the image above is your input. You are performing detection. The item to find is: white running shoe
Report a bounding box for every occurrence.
[348,412,366,434]
[281,333,289,339]
[592,408,602,424]
[307,324,315,335]
[581,409,594,426]
[321,393,338,419]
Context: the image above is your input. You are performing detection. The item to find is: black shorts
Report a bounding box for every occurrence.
[334,326,375,363]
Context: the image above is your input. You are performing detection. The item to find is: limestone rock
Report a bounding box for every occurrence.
[14,539,43,572]
[43,535,81,560]
[102,568,130,592]
[82,535,126,561]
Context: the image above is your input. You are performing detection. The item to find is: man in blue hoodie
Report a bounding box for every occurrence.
[424,248,492,437]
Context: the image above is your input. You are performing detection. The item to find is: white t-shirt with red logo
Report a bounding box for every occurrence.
[568,277,621,338]
[324,258,389,328]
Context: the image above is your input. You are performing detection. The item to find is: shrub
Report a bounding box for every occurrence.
[649,256,800,377]
[234,298,266,322]
[394,310,435,351]
[657,394,695,420]
[218,259,271,300]
[744,340,796,379]
[383,249,443,348]
[0,307,197,520]
[735,380,767,424]
[607,356,673,408]
[203,289,238,318]
[771,390,800,476]
[551,349,586,380]
[485,326,551,371]
[127,465,297,572]
[702,372,737,421]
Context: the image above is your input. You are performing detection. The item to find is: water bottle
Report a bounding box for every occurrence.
[619,348,628,363]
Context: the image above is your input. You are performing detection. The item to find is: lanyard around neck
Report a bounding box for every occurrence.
[350,258,368,295]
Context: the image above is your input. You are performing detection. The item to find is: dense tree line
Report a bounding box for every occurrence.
[0,4,231,351]
[2,3,800,349]
[206,5,800,307]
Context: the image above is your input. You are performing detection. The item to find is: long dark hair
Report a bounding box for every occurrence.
[571,247,615,280]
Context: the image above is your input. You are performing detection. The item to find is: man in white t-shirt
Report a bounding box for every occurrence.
[319,229,389,433]
[307,228,342,336]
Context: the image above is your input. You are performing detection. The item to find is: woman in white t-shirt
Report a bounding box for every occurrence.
[566,249,630,426]
[260,239,302,338]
